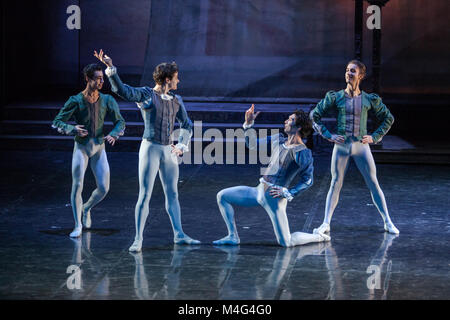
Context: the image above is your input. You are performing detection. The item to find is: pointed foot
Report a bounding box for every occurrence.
[384,222,399,234]
[82,207,91,229]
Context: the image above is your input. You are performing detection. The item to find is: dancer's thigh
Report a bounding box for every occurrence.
[138,140,161,192]
[218,186,259,207]
[72,143,89,181]
[89,145,110,188]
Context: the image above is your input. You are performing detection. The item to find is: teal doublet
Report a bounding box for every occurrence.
[311,90,394,143]
[52,92,125,145]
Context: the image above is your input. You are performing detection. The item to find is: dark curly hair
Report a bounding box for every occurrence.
[153,62,179,85]
[83,63,103,81]
[294,109,313,138]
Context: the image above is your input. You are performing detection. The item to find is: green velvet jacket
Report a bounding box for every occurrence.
[311,90,394,143]
[52,92,126,145]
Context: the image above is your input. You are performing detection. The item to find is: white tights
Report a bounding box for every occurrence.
[71,140,110,229]
[323,139,394,226]
[132,140,197,245]
[215,183,328,247]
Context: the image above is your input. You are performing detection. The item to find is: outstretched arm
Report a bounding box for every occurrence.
[94,49,152,103]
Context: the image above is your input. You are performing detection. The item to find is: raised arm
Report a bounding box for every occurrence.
[243,104,282,149]
[94,49,152,103]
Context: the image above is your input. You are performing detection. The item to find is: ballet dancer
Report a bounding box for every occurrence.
[95,49,200,252]
[52,63,125,238]
[310,59,399,235]
[214,105,330,247]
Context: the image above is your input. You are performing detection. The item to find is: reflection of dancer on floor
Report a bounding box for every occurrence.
[69,232,110,298]
[94,50,200,252]
[53,64,125,238]
[368,233,398,300]
[218,244,328,299]
[311,60,399,235]
[214,105,330,247]
[130,245,199,299]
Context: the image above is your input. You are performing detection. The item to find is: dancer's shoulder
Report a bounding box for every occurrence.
[295,147,313,166]
[365,91,383,101]
[173,94,185,105]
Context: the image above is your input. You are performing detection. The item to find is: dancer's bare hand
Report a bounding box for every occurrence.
[104,135,116,146]
[75,125,88,137]
[361,135,373,144]
[269,186,283,198]
[328,134,345,144]
[171,144,183,156]
[94,49,113,67]
[245,104,260,126]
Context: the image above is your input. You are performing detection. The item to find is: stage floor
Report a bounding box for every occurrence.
[0,150,449,300]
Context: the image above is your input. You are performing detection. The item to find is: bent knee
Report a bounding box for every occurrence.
[216,189,227,203]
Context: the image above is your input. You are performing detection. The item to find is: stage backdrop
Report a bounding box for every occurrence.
[138,0,450,99]
[3,0,449,103]
[140,0,354,99]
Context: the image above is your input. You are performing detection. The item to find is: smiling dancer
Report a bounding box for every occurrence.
[52,63,125,238]
[311,60,399,235]
[213,105,330,247]
[95,50,200,252]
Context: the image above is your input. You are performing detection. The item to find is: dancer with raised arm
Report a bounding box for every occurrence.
[214,105,330,247]
[310,60,399,235]
[95,50,200,252]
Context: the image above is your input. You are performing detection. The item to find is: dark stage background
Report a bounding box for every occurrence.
[2,0,449,101]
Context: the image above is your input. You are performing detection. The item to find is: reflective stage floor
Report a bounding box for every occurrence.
[0,151,449,300]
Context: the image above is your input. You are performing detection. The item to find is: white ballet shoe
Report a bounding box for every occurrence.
[213,235,240,246]
[384,221,400,234]
[82,208,91,229]
[318,232,331,242]
[129,239,143,252]
[174,235,201,245]
[313,223,330,235]
[70,226,82,238]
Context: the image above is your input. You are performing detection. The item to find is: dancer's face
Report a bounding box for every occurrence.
[166,72,179,91]
[345,63,363,87]
[86,70,104,91]
[284,114,299,135]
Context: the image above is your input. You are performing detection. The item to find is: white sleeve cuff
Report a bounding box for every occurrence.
[105,66,117,77]
[282,188,294,202]
[243,121,254,130]
[175,143,189,153]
